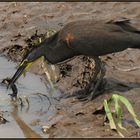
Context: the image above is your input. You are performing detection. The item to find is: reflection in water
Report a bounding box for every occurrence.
[11,103,41,138]
[0,56,61,138]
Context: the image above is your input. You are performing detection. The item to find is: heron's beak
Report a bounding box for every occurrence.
[8,59,33,88]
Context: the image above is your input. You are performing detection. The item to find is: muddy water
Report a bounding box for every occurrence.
[0,56,61,138]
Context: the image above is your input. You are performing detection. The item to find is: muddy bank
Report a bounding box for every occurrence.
[0,2,140,138]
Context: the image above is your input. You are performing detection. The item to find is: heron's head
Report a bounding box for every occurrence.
[8,32,59,88]
[8,45,45,88]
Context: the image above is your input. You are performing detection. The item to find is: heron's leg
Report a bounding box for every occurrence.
[86,57,102,91]
[77,57,101,100]
[88,61,106,100]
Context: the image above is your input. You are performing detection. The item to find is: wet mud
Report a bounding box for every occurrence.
[0,2,140,138]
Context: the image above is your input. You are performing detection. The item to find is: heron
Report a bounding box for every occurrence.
[7,18,140,101]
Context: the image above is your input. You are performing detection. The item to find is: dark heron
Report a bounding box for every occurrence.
[7,18,140,100]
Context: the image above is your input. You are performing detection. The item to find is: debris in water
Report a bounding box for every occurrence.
[30,119,40,126]
[0,115,9,124]
[42,125,53,134]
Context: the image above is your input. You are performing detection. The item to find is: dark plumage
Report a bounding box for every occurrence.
[8,19,140,100]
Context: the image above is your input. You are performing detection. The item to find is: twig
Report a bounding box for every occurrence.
[114,66,140,72]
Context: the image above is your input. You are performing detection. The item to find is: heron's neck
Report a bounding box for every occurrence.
[44,41,77,64]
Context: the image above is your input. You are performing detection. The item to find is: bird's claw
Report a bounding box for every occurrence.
[76,79,107,102]
[77,90,102,102]
[75,89,89,100]
[77,91,96,102]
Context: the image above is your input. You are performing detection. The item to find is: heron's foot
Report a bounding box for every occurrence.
[87,79,107,101]
[75,89,90,100]
[76,79,107,101]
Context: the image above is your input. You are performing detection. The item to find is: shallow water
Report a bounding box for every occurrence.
[0,56,61,138]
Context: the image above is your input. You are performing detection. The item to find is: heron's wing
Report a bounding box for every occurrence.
[107,18,140,34]
[106,17,131,24]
